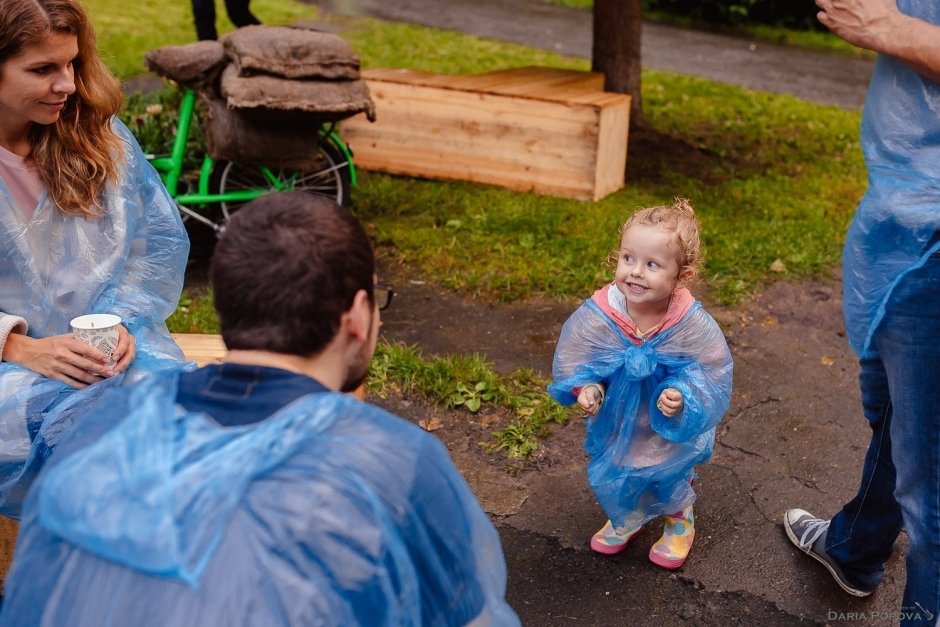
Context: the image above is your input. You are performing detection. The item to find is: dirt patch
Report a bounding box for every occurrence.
[627,126,729,186]
[371,266,854,512]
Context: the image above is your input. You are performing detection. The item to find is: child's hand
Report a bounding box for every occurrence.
[656,388,684,417]
[577,384,604,416]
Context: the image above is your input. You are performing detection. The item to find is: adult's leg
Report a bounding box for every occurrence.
[191,0,218,41]
[877,254,940,622]
[222,0,261,28]
[824,351,903,591]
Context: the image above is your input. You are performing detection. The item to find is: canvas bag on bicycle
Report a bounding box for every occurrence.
[145,26,375,169]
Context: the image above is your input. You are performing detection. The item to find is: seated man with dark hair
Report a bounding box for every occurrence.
[0,192,520,627]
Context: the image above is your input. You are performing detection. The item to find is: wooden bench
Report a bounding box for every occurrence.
[172,333,366,401]
[172,332,227,366]
[340,66,631,201]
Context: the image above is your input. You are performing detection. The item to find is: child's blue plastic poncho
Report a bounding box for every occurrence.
[0,371,520,627]
[549,287,732,531]
[844,0,940,356]
[0,120,189,516]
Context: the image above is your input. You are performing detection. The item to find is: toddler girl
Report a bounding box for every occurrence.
[548,198,733,569]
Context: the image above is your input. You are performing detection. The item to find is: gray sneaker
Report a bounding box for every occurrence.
[783,509,875,598]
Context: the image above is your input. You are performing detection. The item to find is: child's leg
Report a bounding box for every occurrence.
[590,519,644,555]
[648,504,695,569]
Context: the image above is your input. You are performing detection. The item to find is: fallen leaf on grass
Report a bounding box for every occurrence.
[481,414,501,428]
[419,417,444,432]
[820,356,835,366]
[770,259,787,273]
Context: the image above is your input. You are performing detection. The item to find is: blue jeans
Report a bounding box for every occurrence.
[826,252,940,626]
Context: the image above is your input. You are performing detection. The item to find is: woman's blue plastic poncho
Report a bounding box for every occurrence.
[549,297,732,531]
[844,0,940,356]
[0,371,520,627]
[0,120,189,516]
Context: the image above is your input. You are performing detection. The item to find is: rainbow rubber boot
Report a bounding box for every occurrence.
[648,506,695,569]
[590,519,643,555]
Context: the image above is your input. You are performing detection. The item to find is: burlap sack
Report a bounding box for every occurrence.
[220,25,360,80]
[219,65,376,122]
[144,41,226,88]
[199,94,335,169]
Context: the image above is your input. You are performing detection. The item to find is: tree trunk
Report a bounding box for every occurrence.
[592,0,643,127]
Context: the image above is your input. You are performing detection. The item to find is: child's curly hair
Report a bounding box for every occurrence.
[609,197,703,283]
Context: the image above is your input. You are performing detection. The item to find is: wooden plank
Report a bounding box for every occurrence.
[172,333,227,366]
[347,124,598,184]
[593,97,631,200]
[350,144,595,196]
[350,94,601,168]
[170,334,366,401]
[362,66,608,105]
[172,335,226,352]
[466,67,606,100]
[0,516,16,590]
[350,83,601,144]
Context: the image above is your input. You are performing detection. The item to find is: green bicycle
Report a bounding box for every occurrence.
[145,87,357,235]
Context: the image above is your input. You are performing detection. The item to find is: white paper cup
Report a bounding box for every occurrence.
[70,314,122,363]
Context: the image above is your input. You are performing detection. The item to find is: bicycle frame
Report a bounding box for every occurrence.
[146,88,357,231]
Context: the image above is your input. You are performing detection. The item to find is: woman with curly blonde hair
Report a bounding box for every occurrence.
[0,0,189,516]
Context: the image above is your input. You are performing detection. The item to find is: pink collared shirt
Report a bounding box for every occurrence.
[591,283,695,345]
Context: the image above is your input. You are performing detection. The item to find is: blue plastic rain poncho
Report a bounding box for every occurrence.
[549,287,732,531]
[0,120,189,516]
[843,0,940,356]
[0,371,520,627]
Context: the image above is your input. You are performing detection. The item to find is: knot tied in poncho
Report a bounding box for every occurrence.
[549,293,732,531]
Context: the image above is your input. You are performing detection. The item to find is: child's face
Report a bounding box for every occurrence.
[614,223,683,313]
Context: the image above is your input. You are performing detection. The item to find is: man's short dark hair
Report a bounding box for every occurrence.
[210,191,375,356]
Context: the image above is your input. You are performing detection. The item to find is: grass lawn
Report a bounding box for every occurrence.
[341,21,863,306]
[86,1,866,456]
[88,1,864,308]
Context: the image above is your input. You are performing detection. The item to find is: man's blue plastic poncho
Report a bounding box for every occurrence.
[845,0,940,356]
[0,371,520,627]
[0,120,189,516]
[549,295,732,531]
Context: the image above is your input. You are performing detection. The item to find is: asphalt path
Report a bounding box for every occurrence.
[325,0,874,109]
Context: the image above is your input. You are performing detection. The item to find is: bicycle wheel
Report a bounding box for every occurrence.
[211,139,352,225]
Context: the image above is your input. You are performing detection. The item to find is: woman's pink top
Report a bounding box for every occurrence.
[0,145,44,222]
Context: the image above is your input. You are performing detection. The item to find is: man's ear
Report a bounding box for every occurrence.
[344,289,373,341]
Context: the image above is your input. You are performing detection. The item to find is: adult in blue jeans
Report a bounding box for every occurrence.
[191,0,260,41]
[784,0,940,624]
